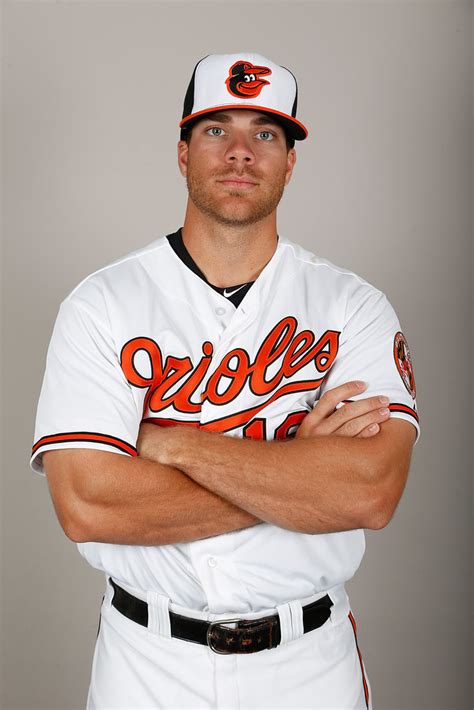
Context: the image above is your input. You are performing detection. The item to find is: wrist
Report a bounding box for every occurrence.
[164,425,199,469]
[137,422,196,466]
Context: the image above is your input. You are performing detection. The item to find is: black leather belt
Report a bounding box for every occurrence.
[108,577,333,654]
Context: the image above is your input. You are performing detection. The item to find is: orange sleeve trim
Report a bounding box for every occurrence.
[389,402,419,422]
[342,400,419,424]
[31,432,138,457]
[348,611,370,709]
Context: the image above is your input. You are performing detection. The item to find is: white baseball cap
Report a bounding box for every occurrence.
[179,53,308,141]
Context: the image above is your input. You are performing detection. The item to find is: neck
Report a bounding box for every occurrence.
[180,201,279,288]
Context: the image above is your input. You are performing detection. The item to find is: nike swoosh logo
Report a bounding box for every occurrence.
[223,284,247,297]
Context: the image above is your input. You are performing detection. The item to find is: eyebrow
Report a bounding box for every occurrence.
[202,112,281,128]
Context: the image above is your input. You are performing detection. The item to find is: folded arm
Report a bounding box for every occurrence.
[139,415,415,534]
[42,447,262,546]
[136,380,415,533]
[42,381,414,545]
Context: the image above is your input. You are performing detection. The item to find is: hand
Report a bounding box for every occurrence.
[295,381,391,440]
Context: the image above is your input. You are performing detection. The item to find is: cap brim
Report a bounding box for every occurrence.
[179,104,308,141]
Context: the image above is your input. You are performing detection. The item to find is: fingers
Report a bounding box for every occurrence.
[311,382,390,430]
[302,406,390,439]
[329,399,391,436]
[295,380,392,440]
[357,423,380,438]
[308,381,368,425]
[336,407,390,437]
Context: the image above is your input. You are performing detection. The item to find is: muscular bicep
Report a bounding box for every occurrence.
[42,448,127,541]
[369,417,417,526]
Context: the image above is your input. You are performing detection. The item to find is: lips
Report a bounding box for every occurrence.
[220,179,256,186]
[217,176,258,187]
[218,179,258,191]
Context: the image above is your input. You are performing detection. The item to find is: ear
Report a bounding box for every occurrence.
[284,148,297,186]
[177,140,189,178]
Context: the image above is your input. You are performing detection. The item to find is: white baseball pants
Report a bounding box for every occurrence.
[86,577,373,710]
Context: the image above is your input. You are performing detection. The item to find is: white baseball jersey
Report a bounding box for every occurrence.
[30,230,420,615]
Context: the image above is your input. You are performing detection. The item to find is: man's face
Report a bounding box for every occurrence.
[177,110,296,227]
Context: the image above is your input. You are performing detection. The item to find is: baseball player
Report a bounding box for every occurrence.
[30,53,420,709]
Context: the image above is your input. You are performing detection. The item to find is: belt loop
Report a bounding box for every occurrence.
[146,590,172,638]
[276,599,304,645]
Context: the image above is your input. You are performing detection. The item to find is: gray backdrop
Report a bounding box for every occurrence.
[2,1,472,709]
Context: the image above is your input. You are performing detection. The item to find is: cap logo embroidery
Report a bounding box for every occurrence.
[225,61,272,99]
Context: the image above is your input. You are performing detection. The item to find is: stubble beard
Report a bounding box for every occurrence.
[185,164,287,227]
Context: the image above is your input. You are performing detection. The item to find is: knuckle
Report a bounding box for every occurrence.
[332,406,347,421]
[307,427,322,438]
[342,419,358,437]
[359,414,377,430]
[355,398,374,413]
[320,389,334,403]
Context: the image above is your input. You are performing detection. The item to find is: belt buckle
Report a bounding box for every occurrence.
[206,617,242,655]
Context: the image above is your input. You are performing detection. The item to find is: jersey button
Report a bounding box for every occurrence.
[215,307,226,315]
[207,557,218,568]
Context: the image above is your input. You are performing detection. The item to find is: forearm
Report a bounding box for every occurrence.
[50,450,262,545]
[165,429,382,534]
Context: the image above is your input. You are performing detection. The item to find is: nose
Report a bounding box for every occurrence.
[224,131,255,166]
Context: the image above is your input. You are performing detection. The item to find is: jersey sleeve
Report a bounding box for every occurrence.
[319,285,420,445]
[30,294,141,476]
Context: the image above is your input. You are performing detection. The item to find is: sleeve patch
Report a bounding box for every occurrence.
[393,331,416,399]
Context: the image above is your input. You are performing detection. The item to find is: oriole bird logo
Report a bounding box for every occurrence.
[225,61,272,98]
[393,331,416,398]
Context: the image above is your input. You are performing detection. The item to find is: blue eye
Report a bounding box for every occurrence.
[258,131,274,141]
[207,127,224,136]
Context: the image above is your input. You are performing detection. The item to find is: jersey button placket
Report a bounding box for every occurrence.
[200,299,256,426]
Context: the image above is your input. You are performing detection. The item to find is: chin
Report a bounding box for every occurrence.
[218,205,259,223]
[213,198,256,218]
[189,189,274,226]
[216,212,268,228]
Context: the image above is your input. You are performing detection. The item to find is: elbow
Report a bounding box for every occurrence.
[365,470,403,531]
[365,504,392,530]
[57,501,91,543]
[47,487,92,542]
[64,522,87,543]
[67,493,102,542]
[65,509,91,542]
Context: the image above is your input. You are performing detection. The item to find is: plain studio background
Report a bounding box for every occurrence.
[1,1,472,709]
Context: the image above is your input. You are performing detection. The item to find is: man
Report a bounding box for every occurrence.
[30,53,420,709]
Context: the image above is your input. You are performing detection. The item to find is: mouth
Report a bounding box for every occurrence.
[217,179,258,189]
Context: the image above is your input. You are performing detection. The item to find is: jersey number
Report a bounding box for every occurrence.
[242,410,308,440]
